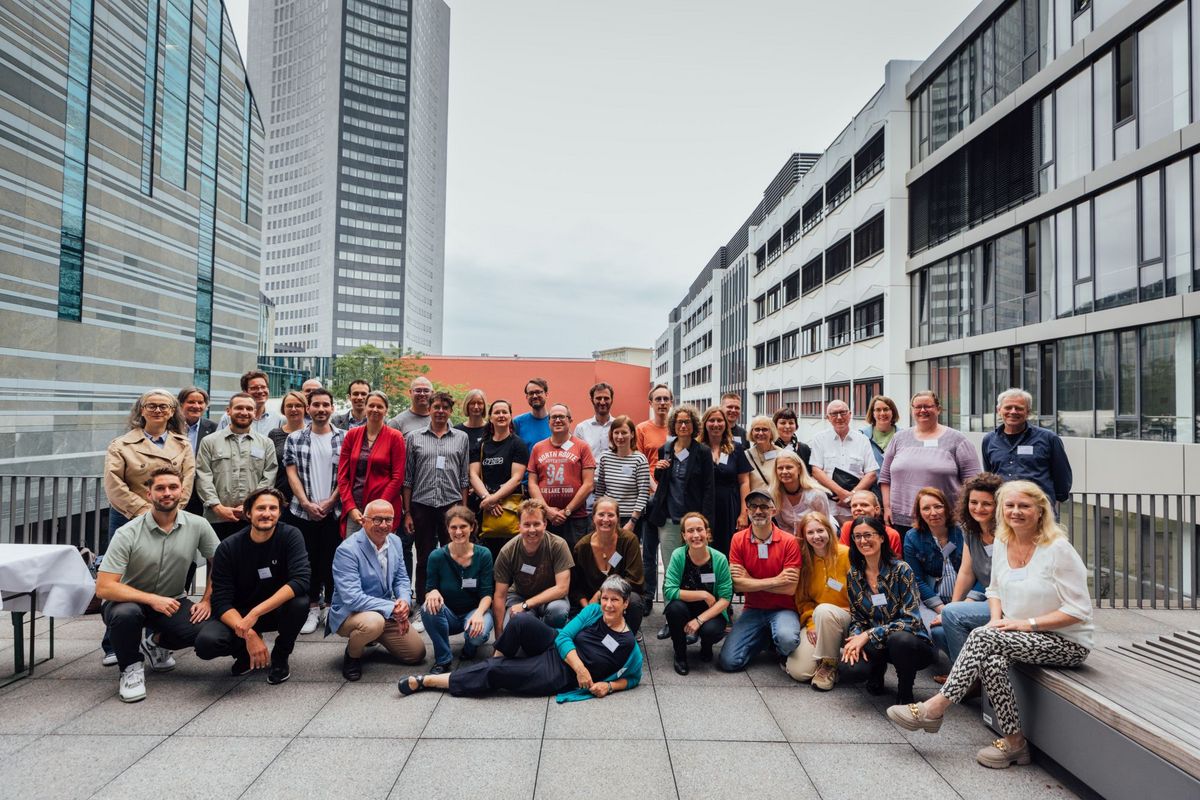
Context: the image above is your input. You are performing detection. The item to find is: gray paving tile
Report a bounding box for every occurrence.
[176,680,340,737]
[641,641,752,687]
[56,679,237,735]
[655,685,784,741]
[920,745,1080,799]
[301,682,440,738]
[864,692,995,751]
[746,657,801,687]
[0,733,162,800]
[543,683,663,740]
[535,738,677,800]
[0,734,39,761]
[9,638,103,678]
[246,736,415,799]
[392,738,539,800]
[0,678,112,733]
[285,639,436,683]
[668,740,820,799]
[761,686,907,744]
[791,743,959,799]
[422,693,548,739]
[93,736,291,800]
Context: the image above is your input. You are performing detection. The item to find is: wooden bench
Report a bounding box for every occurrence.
[984,630,1200,799]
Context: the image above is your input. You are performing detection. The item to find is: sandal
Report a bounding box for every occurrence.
[886,702,944,733]
[398,674,427,696]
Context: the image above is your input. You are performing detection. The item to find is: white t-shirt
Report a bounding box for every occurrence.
[308,431,335,505]
[809,427,878,479]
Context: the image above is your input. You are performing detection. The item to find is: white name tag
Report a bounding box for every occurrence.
[871,593,887,607]
[700,572,715,584]
[940,542,956,557]
[676,448,689,461]
[462,578,477,589]
[1008,567,1028,582]
[783,444,795,453]
[250,447,265,459]
[733,436,743,444]
[520,563,537,575]
[922,439,938,448]
[984,544,994,557]
[257,567,272,580]
[826,578,844,591]
[763,450,778,461]
[608,552,622,567]
[718,453,729,465]
[560,440,574,450]
[619,464,634,477]
[757,543,770,559]
[435,455,446,470]
[1017,445,1034,455]
[602,634,619,652]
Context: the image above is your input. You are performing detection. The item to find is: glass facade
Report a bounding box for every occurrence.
[56,0,95,322]
[240,90,252,222]
[191,0,222,391]
[160,0,192,188]
[139,0,161,194]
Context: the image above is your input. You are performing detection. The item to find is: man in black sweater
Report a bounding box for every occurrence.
[194,487,310,684]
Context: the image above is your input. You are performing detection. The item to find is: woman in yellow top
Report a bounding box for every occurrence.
[785,511,852,691]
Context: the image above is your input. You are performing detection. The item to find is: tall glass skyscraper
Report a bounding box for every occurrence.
[249,0,449,357]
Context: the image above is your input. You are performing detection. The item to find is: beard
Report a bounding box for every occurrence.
[151,496,180,514]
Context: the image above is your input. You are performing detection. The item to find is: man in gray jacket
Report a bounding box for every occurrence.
[196,393,278,539]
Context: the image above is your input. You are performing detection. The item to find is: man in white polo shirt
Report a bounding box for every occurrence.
[809,400,877,524]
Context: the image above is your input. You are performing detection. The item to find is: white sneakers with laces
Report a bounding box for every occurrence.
[301,606,321,635]
[139,631,176,672]
[119,662,146,703]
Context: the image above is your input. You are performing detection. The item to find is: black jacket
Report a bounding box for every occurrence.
[649,440,715,528]
[184,418,218,515]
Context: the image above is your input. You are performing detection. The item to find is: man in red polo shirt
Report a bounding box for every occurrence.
[718,488,802,672]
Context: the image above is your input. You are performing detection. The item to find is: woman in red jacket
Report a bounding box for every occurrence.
[338,391,407,542]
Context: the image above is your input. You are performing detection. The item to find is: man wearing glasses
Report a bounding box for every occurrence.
[512,377,552,447]
[809,400,877,524]
[387,376,434,436]
[328,499,426,680]
[527,403,595,548]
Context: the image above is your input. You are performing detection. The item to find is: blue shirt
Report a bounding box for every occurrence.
[902,525,965,610]
[512,412,551,448]
[144,431,166,449]
[187,422,201,453]
[981,423,1072,502]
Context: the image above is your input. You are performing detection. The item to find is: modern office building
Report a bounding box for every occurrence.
[249,0,450,358]
[0,0,264,476]
[748,62,916,438]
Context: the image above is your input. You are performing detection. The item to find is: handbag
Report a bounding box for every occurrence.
[481,493,522,538]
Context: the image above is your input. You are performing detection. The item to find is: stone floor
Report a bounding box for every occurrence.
[2,605,1193,800]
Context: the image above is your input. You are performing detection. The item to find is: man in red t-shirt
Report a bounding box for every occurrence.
[527,403,595,549]
[718,488,802,672]
[837,489,903,554]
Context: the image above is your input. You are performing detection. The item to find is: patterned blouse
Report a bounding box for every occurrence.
[846,559,930,648]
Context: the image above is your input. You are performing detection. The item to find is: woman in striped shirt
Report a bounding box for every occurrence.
[593,415,650,532]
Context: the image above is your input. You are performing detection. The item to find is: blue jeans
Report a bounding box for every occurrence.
[940,600,992,664]
[918,606,949,657]
[718,607,801,672]
[421,604,494,667]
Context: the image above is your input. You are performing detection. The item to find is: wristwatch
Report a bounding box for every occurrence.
[1028,617,1038,631]
[521,602,529,611]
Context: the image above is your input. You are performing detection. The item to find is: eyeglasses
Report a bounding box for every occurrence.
[828,411,849,418]
[852,533,880,542]
[143,403,172,412]
[525,389,545,396]
[911,405,937,412]
[747,504,772,511]
[549,414,569,421]
[365,516,394,526]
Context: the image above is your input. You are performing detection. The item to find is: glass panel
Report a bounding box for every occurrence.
[1095,331,1116,437]
[1056,209,1074,316]
[1164,158,1191,296]
[995,230,1025,331]
[1039,216,1055,321]
[1055,68,1092,187]
[1136,1,1189,145]
[1093,53,1114,168]
[1117,329,1138,438]
[1094,181,1137,309]
[1056,335,1094,437]
[1140,322,1180,441]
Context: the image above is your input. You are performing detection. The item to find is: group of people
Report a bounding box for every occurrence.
[95,372,1091,770]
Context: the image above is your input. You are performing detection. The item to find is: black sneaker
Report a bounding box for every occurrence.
[342,647,362,681]
[656,623,671,640]
[267,659,290,685]
[231,656,252,677]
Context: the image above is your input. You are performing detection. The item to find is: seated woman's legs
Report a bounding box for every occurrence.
[787,603,850,682]
[838,642,887,691]
[461,610,494,658]
[495,610,559,658]
[785,632,819,681]
[883,630,935,704]
[696,616,725,660]
[421,604,463,667]
[623,592,644,635]
[940,600,991,664]
[663,599,705,660]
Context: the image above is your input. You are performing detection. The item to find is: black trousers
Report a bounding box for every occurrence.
[447,613,572,697]
[410,502,453,603]
[294,514,340,605]
[193,595,309,663]
[664,599,727,659]
[839,630,935,700]
[102,598,204,671]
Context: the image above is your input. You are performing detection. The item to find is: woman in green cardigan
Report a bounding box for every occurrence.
[662,511,733,675]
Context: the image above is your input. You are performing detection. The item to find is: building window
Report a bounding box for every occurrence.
[782,212,801,250]
[854,129,885,189]
[826,309,851,349]
[853,378,884,418]
[754,294,766,320]
[801,322,822,356]
[801,254,823,294]
[767,284,782,314]
[825,236,852,280]
[1114,34,1135,124]
[853,212,885,265]
[825,163,852,212]
[765,337,781,365]
[854,296,884,340]
[782,388,799,412]
[800,385,823,417]
[826,382,851,408]
[781,329,798,361]
[139,0,161,194]
[160,0,193,188]
[240,90,253,222]
[753,343,766,369]
[802,190,823,233]
[782,271,800,304]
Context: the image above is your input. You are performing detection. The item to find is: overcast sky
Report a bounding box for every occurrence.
[223,0,969,358]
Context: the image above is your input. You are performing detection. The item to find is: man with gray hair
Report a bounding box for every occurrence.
[982,388,1072,503]
[809,400,877,524]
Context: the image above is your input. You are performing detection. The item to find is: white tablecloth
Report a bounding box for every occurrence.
[0,544,96,616]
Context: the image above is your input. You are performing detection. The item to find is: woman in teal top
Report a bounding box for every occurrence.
[420,506,495,672]
[661,511,733,675]
[401,575,642,703]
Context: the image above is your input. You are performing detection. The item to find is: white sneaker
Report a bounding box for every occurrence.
[119,662,146,703]
[101,651,118,667]
[412,615,424,633]
[301,607,320,635]
[139,631,176,672]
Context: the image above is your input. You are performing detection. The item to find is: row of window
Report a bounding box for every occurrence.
[56,0,94,322]
[682,365,713,389]
[752,296,885,369]
[753,377,884,420]
[681,297,713,336]
[682,331,713,362]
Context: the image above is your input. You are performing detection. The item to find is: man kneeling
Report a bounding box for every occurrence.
[327,499,426,680]
[194,488,310,684]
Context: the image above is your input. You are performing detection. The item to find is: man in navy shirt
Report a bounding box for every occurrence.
[981,388,1072,503]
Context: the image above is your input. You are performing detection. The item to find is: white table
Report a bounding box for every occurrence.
[0,544,96,683]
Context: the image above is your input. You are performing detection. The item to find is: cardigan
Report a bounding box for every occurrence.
[662,545,733,622]
[336,424,406,535]
[794,543,852,629]
[554,603,643,703]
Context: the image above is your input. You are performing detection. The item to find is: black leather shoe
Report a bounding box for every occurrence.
[673,656,689,676]
[267,658,290,685]
[656,623,671,640]
[342,648,362,681]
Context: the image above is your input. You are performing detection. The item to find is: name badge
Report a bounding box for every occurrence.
[560,440,574,451]
[826,578,844,591]
[940,542,956,557]
[763,450,778,461]
[718,453,729,465]
[870,593,887,607]
[675,448,689,461]
[602,634,619,652]
[435,455,447,470]
[520,563,537,575]
[619,464,634,477]
[250,446,265,459]
[700,572,715,584]
[1008,567,1028,582]
[922,439,938,448]
[783,444,794,453]
[984,544,994,557]
[608,552,622,567]
[733,435,743,444]
[257,567,272,580]
[462,578,477,589]
[1017,445,1034,455]
[757,543,770,559]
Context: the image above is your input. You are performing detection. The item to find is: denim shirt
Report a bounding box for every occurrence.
[902,525,965,610]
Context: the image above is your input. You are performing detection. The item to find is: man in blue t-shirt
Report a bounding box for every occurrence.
[512,377,551,446]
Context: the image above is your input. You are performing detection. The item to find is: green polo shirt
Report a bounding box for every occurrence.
[99,510,220,598]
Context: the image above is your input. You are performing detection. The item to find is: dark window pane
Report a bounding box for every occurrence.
[1094,181,1138,309]
[1056,335,1094,437]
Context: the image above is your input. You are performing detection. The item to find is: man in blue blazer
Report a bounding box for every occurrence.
[326,499,427,680]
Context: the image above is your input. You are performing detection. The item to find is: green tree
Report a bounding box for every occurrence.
[331,345,468,425]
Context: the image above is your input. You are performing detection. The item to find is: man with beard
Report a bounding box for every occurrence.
[332,379,371,431]
[387,376,434,435]
[194,487,311,684]
[196,393,278,540]
[512,377,551,447]
[96,466,219,702]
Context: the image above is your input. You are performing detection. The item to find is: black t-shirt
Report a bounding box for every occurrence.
[210,524,311,618]
[456,424,488,459]
[471,434,529,493]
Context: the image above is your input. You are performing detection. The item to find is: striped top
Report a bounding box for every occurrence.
[594,450,650,519]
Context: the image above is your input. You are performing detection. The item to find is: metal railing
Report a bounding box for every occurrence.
[1,475,109,552]
[1061,493,1198,609]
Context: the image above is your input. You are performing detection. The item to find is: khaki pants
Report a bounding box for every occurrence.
[338,611,426,663]
[785,603,851,681]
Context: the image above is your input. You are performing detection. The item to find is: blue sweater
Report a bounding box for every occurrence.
[553,603,643,703]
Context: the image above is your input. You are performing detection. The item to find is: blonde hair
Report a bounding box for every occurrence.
[995,480,1065,547]
[795,511,838,590]
[772,449,818,510]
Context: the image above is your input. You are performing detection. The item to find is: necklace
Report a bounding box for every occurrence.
[1010,538,1037,567]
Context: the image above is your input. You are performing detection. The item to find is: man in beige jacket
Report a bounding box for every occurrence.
[196,393,278,539]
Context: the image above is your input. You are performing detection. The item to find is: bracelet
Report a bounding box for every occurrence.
[1028,617,1038,631]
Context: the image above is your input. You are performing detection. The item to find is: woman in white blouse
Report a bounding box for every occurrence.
[885,480,1093,770]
